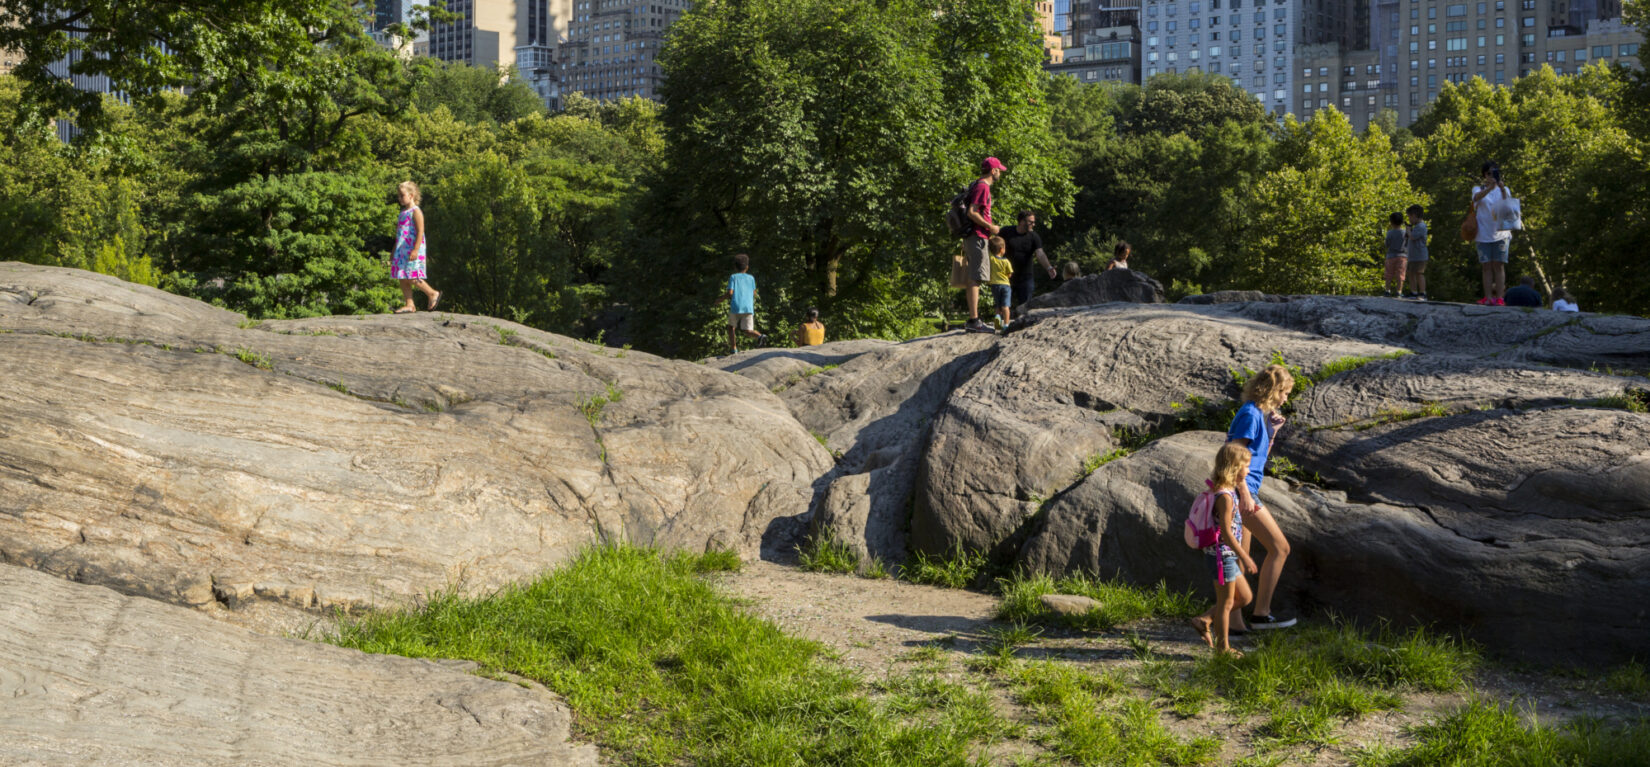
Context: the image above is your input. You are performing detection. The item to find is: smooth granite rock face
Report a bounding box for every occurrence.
[6,264,1649,670]
[0,263,833,616]
[0,563,599,767]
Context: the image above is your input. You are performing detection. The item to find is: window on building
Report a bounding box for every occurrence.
[1623,44,1641,57]
[1593,45,1612,58]
[1447,3,1467,15]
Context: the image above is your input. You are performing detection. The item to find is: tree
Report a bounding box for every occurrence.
[1239,109,1420,295]
[1046,73,1272,294]
[0,0,381,135]
[412,60,545,126]
[623,0,1075,356]
[1406,67,1644,310]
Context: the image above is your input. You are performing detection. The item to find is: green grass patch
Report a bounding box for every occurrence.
[863,557,890,579]
[492,325,518,345]
[1008,660,1219,765]
[1604,660,1650,700]
[691,547,742,573]
[330,546,1010,765]
[1355,700,1650,767]
[904,546,988,589]
[796,533,860,574]
[237,317,263,329]
[996,571,1201,631]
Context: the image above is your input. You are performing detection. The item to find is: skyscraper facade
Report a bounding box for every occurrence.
[1141,0,1305,114]
[1295,0,1639,130]
[555,0,690,103]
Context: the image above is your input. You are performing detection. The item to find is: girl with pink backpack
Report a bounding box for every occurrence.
[1186,443,1260,657]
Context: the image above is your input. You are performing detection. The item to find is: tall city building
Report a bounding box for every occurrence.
[373,0,409,30]
[1141,0,1308,114]
[1052,25,1142,83]
[555,0,691,104]
[426,0,573,106]
[1035,1,1066,62]
[1295,0,1639,130]
[1067,0,1143,48]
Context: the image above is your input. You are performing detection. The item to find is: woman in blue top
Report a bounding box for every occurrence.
[1226,364,1297,629]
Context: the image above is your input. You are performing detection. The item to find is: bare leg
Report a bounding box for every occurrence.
[966,284,980,321]
[728,325,737,353]
[1212,582,1235,653]
[1480,261,1493,301]
[1408,262,1427,295]
[1243,505,1290,618]
[1491,262,1507,298]
[396,280,416,312]
[413,279,439,309]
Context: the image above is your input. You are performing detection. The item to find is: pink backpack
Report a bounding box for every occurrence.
[1183,480,1231,550]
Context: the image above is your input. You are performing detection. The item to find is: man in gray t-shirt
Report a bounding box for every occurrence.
[1405,204,1429,301]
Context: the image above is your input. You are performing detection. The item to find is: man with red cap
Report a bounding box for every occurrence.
[962,156,1006,333]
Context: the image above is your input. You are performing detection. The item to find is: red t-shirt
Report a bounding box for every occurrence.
[966,179,993,238]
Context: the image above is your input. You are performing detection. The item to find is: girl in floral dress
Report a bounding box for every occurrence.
[392,181,440,314]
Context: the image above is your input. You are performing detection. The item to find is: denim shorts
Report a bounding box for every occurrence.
[1205,548,1240,586]
[990,284,1013,310]
[1476,239,1509,264]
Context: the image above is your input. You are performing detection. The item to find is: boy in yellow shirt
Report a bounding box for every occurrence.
[988,236,1013,330]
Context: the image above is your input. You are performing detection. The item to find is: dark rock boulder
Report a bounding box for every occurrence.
[1026,268,1166,309]
[1018,429,1650,666]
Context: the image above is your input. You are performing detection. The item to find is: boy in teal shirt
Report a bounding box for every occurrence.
[722,252,768,353]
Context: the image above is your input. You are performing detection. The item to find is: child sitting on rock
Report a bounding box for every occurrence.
[1190,442,1260,657]
[1061,261,1081,280]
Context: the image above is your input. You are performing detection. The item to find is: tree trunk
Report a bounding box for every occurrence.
[1526,243,1554,296]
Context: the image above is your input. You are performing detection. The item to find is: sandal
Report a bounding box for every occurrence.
[427,292,441,311]
[1189,617,1213,648]
[393,307,416,314]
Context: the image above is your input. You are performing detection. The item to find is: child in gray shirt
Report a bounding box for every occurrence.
[1405,205,1429,301]
[1383,212,1408,298]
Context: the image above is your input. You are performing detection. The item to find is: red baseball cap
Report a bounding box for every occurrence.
[982,156,1006,172]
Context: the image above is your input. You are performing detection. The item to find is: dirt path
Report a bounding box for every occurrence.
[718,560,1650,766]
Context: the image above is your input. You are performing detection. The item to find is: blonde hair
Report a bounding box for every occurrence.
[398,180,421,205]
[1241,363,1295,412]
[988,235,1006,255]
[1061,261,1080,279]
[1211,442,1252,492]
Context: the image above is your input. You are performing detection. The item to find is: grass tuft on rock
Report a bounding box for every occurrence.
[330,546,1005,766]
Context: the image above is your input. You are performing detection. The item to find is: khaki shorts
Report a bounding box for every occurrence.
[728,313,754,331]
[962,236,991,285]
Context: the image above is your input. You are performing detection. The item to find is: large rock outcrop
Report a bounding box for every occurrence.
[722,296,1650,663]
[1025,268,1166,309]
[1017,428,1650,664]
[0,563,598,766]
[0,263,832,617]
